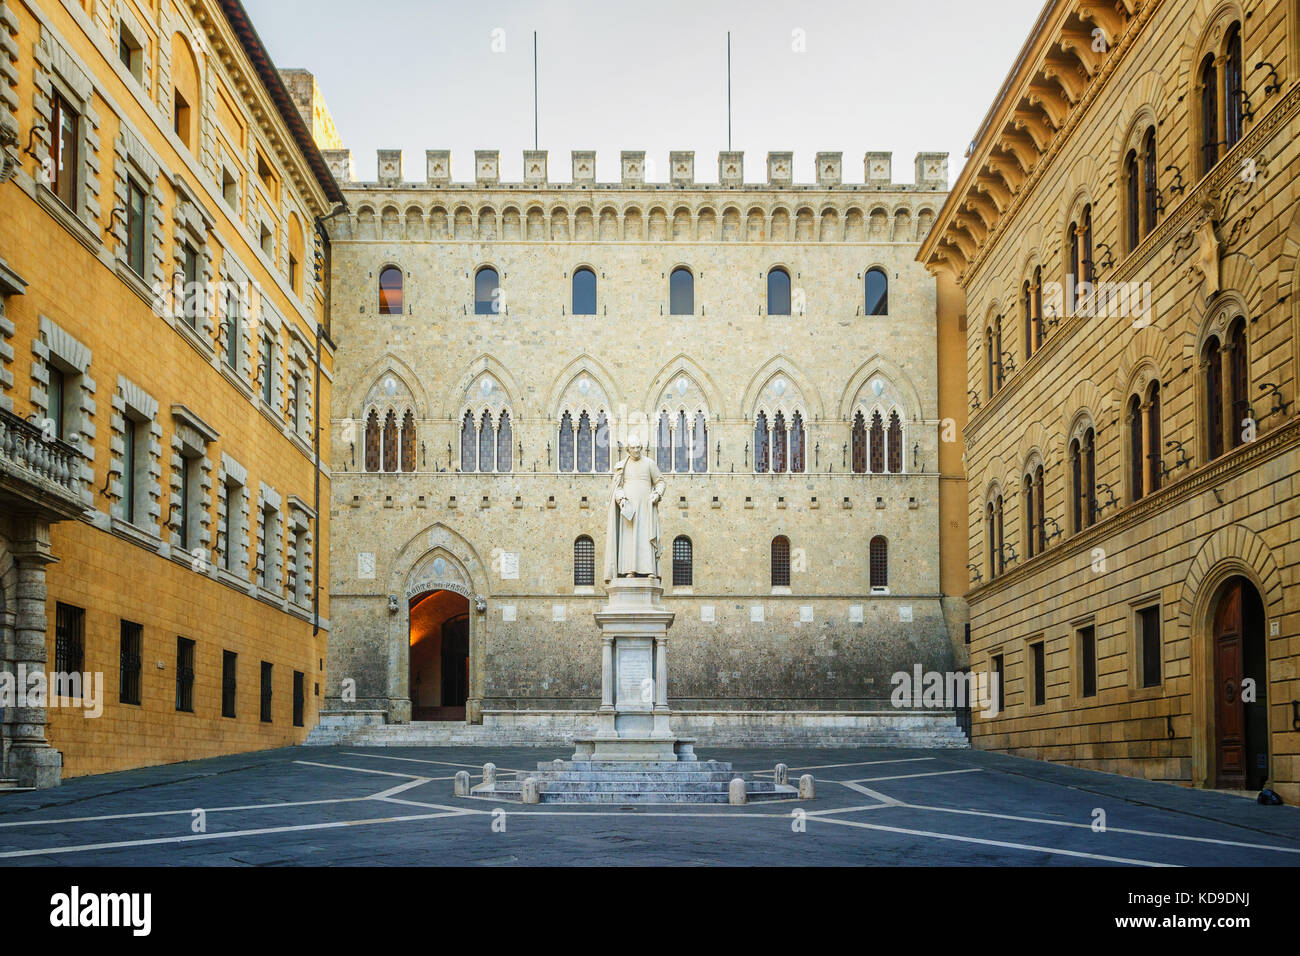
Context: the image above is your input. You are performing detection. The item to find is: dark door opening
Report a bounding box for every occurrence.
[1213,577,1268,789]
[409,590,470,721]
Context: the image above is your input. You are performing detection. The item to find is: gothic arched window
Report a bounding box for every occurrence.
[382,410,398,473]
[657,412,672,471]
[1146,382,1161,493]
[672,535,693,587]
[1129,393,1145,502]
[400,410,416,472]
[496,411,512,473]
[887,411,902,473]
[674,410,689,474]
[460,411,476,472]
[576,411,593,473]
[478,410,495,473]
[772,412,788,474]
[558,411,574,473]
[692,411,708,473]
[1023,473,1036,560]
[379,266,403,315]
[572,267,596,315]
[1143,128,1158,235]
[595,412,610,472]
[364,409,380,472]
[771,535,791,587]
[1224,24,1243,151]
[869,411,885,474]
[767,267,791,315]
[754,411,770,474]
[851,412,867,474]
[1124,149,1141,252]
[574,536,595,587]
[790,412,806,474]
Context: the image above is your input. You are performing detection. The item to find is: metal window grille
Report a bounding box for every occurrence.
[574,537,595,587]
[119,620,142,705]
[175,637,195,712]
[672,536,693,587]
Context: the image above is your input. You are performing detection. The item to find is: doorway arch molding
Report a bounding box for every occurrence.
[1180,524,1285,789]
[388,523,491,723]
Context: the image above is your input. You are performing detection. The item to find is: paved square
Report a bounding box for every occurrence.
[2,746,1298,866]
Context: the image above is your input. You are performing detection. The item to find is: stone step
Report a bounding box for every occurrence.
[0,779,33,793]
[541,760,733,772]
[488,779,786,794]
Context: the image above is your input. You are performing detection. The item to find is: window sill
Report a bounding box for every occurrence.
[219,360,254,400]
[258,400,286,430]
[573,585,596,596]
[217,566,253,594]
[35,186,101,257]
[109,515,164,553]
[771,586,792,596]
[116,261,157,308]
[671,586,694,596]
[174,315,215,360]
[257,585,288,610]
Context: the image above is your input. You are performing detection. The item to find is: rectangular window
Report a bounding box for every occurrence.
[261,336,274,406]
[224,479,241,572]
[222,650,237,718]
[50,90,78,208]
[259,507,273,589]
[991,653,1005,712]
[181,243,199,327]
[1079,625,1097,698]
[1138,605,1162,688]
[260,223,273,254]
[223,291,240,369]
[118,23,143,82]
[175,637,195,712]
[173,88,191,147]
[1030,640,1046,706]
[127,179,146,278]
[122,418,137,524]
[293,670,305,727]
[260,661,273,722]
[54,602,85,682]
[47,365,66,441]
[119,620,142,705]
[291,372,303,430]
[179,455,196,551]
[288,252,300,293]
[222,167,238,209]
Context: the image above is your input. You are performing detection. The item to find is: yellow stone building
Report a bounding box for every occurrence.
[922,0,1300,802]
[0,0,342,786]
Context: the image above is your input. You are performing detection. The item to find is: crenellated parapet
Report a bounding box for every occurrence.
[321,149,949,244]
[321,147,949,192]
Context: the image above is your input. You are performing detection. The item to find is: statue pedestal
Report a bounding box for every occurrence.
[571,577,696,762]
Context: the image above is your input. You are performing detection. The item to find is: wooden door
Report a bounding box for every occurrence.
[1214,580,1246,789]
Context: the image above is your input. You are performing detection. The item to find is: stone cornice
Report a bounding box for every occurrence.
[965,416,1300,603]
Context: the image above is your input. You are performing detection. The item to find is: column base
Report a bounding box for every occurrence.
[8,745,62,789]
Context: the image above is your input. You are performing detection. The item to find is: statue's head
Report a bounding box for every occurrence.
[627,435,643,460]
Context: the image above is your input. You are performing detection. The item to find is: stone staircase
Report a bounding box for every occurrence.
[467,759,801,804]
[306,710,970,749]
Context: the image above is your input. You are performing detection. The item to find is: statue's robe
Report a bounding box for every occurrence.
[603,454,666,582]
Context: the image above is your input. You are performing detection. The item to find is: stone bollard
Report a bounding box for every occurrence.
[798,774,816,799]
[729,777,748,806]
[774,763,788,786]
[522,777,541,804]
[482,762,496,786]
[454,770,471,796]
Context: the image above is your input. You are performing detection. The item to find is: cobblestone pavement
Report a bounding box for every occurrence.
[2,745,1298,866]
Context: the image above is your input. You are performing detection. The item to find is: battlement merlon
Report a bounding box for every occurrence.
[319,149,950,192]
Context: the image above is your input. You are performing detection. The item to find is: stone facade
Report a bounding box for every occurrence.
[922,0,1300,801]
[323,148,970,731]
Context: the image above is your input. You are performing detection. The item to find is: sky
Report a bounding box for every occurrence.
[241,0,1047,187]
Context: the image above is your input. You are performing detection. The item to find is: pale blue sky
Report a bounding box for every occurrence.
[243,0,1046,186]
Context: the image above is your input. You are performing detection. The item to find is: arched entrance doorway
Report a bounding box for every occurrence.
[1211,576,1268,790]
[409,590,470,721]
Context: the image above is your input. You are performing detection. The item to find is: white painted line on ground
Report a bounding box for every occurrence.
[853,768,984,783]
[0,809,480,859]
[809,814,1177,867]
[776,758,937,773]
[840,781,905,805]
[294,760,424,778]
[0,795,371,829]
[342,752,528,774]
[369,778,432,800]
[377,796,489,813]
[904,802,1300,855]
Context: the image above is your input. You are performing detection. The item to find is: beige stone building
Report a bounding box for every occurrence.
[318,146,973,743]
[921,0,1300,801]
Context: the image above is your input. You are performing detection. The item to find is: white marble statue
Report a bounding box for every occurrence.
[603,435,666,582]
